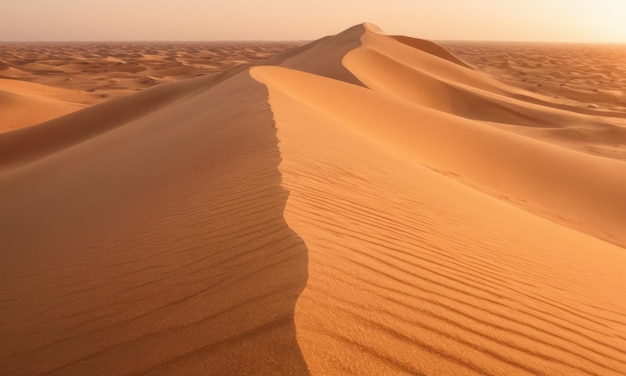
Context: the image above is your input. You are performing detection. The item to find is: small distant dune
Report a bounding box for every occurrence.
[0,42,299,107]
[0,79,86,132]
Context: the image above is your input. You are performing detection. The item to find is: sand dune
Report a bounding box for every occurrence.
[0,71,309,375]
[0,79,86,132]
[1,23,625,375]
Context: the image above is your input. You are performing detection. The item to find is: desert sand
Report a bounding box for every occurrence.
[1,23,625,375]
[443,41,626,114]
[0,78,86,133]
[0,41,297,131]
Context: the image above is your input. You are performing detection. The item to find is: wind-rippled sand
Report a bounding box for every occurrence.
[1,23,625,375]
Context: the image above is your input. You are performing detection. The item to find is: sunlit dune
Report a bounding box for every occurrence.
[1,23,625,375]
[0,79,86,132]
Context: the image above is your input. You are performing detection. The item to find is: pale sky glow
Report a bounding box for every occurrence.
[1,0,626,42]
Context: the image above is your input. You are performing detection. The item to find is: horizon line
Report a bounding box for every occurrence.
[1,38,626,45]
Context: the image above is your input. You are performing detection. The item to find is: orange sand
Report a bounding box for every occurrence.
[1,23,625,375]
[443,41,626,114]
[0,79,86,132]
[0,42,298,129]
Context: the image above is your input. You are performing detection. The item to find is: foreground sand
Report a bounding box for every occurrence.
[1,23,625,375]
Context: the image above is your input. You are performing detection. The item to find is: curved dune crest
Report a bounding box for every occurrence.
[391,35,473,69]
[252,65,626,375]
[252,65,626,248]
[1,23,625,375]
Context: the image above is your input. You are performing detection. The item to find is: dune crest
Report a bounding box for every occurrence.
[391,36,472,69]
[1,23,625,375]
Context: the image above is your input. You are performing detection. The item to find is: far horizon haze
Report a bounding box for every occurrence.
[1,0,625,43]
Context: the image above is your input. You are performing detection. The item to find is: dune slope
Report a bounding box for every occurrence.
[252,64,626,376]
[0,79,86,132]
[1,23,625,375]
[0,72,308,375]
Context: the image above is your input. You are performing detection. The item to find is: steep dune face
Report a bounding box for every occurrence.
[1,23,625,375]
[344,28,615,129]
[0,72,308,375]
[391,35,473,69]
[273,23,366,85]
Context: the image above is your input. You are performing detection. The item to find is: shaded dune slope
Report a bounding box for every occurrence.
[268,23,366,85]
[0,72,309,375]
[0,74,220,170]
[391,35,473,69]
[1,22,625,376]
[346,29,624,130]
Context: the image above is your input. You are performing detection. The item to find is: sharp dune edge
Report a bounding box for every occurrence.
[1,23,625,375]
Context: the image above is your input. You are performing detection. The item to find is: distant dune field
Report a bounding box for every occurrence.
[0,42,298,131]
[444,41,626,115]
[1,23,625,375]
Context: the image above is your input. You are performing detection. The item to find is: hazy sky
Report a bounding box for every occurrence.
[1,0,625,42]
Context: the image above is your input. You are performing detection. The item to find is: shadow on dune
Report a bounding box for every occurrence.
[4,20,625,376]
[0,72,310,375]
[0,24,375,373]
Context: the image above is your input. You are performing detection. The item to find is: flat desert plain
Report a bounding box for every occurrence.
[1,23,625,375]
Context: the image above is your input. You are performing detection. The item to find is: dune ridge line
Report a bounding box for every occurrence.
[1,22,625,375]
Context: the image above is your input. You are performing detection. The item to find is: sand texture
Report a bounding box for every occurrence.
[0,41,298,129]
[443,41,626,115]
[1,23,625,375]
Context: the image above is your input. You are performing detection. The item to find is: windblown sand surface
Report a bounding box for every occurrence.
[1,23,625,375]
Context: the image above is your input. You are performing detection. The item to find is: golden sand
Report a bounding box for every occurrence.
[1,24,625,375]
